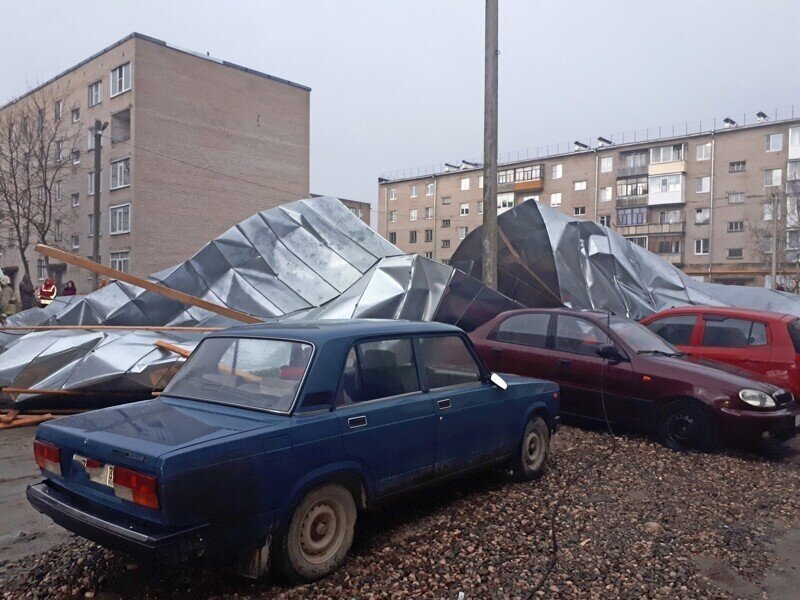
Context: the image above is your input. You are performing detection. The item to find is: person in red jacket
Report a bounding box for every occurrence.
[36,278,57,307]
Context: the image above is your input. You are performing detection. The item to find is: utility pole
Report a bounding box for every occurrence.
[771,191,779,289]
[481,0,499,290]
[92,119,107,291]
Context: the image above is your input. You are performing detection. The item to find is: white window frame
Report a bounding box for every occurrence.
[87,172,96,196]
[389,188,397,200]
[389,210,397,223]
[110,251,130,274]
[424,206,433,220]
[551,164,563,179]
[110,62,132,97]
[110,158,131,190]
[459,203,469,216]
[109,203,131,235]
[71,193,80,207]
[71,108,80,123]
[425,183,434,196]
[410,185,417,198]
[694,238,710,255]
[695,208,711,225]
[478,175,484,189]
[88,81,102,107]
[574,180,587,191]
[728,192,745,204]
[727,220,744,233]
[696,142,712,161]
[477,201,484,214]
[600,186,612,202]
[574,206,586,216]
[695,176,710,193]
[599,215,611,227]
[72,150,80,165]
[766,133,783,153]
[409,208,418,221]
[460,177,470,191]
[458,226,469,240]
[71,234,80,250]
[54,100,63,121]
[599,156,613,173]
[550,192,562,206]
[727,248,743,259]
[765,169,782,188]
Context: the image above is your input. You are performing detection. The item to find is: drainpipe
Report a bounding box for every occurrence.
[593,149,600,222]
[707,131,716,280]
[432,175,438,261]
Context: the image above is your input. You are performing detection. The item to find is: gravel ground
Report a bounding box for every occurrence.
[2,424,800,599]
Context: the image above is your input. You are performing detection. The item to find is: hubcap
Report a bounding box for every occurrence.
[298,500,346,564]
[523,429,545,469]
[668,411,702,446]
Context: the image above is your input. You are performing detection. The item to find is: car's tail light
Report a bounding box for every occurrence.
[33,440,61,476]
[113,466,159,509]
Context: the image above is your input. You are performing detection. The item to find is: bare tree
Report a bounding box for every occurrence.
[0,84,80,278]
[749,188,800,292]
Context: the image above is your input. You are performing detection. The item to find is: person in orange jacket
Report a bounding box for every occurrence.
[36,278,58,307]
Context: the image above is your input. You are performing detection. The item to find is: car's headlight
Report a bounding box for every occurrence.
[739,389,776,408]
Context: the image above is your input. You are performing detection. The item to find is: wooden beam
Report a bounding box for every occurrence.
[155,340,192,358]
[0,414,54,430]
[0,325,223,332]
[35,244,262,324]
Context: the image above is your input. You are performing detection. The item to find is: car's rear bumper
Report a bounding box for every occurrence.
[27,482,207,564]
[718,405,800,443]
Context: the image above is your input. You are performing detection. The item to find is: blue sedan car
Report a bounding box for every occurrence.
[28,320,559,582]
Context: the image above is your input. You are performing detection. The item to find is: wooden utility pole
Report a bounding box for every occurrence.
[771,191,779,289]
[92,119,107,291]
[481,0,499,290]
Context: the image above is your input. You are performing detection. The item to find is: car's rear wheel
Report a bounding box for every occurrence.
[275,483,356,583]
[510,416,550,481]
[659,401,716,452]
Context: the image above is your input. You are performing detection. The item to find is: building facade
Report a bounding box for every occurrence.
[378,114,800,287]
[0,33,310,291]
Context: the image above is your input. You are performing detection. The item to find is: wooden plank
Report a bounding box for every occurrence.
[155,340,192,358]
[0,325,222,332]
[35,244,262,324]
[1,410,20,423]
[0,414,54,430]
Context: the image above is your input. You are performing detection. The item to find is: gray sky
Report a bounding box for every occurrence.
[2,0,799,222]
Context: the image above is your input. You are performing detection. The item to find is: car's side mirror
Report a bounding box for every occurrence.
[595,344,625,362]
[490,372,508,390]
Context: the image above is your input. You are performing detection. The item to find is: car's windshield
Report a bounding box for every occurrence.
[163,337,313,413]
[609,317,680,355]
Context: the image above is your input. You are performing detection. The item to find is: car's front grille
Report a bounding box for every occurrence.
[773,390,794,406]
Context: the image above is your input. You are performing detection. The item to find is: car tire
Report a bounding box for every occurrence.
[659,401,716,452]
[275,483,357,583]
[510,416,550,481]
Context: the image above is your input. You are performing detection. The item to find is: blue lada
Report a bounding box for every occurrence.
[28,320,559,582]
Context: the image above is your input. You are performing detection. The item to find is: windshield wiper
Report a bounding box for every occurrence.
[637,350,683,357]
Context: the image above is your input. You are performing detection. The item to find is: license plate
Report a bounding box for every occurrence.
[74,454,115,487]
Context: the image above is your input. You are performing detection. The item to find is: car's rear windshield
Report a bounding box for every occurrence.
[787,319,800,354]
[163,337,313,413]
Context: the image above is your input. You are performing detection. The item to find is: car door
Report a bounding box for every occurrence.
[644,314,700,354]
[334,338,435,498]
[696,315,771,373]
[417,334,508,476]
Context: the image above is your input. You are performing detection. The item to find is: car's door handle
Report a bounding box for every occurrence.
[557,359,572,367]
[490,348,503,356]
[347,415,367,429]
[437,398,452,410]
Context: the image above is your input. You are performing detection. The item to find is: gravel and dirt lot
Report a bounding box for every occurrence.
[2,423,800,599]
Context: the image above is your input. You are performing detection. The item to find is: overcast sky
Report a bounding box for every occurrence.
[2,0,799,221]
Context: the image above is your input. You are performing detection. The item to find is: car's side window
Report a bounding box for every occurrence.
[493,313,551,348]
[554,315,609,356]
[337,338,421,405]
[417,335,482,390]
[701,317,767,348]
[646,315,697,345]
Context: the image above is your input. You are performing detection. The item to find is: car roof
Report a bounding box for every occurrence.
[644,305,792,322]
[493,307,613,321]
[209,319,464,344]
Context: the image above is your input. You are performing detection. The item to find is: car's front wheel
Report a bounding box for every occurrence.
[510,416,550,481]
[659,401,716,452]
[275,483,357,583]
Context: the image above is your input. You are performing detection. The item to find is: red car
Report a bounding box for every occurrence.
[641,307,800,399]
[470,308,800,451]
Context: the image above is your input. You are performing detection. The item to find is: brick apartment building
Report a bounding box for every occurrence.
[378,111,800,287]
[0,33,310,291]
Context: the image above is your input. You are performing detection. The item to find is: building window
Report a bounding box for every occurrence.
[110,109,131,142]
[696,142,712,161]
[409,208,418,221]
[522,194,539,203]
[71,193,80,207]
[617,207,646,226]
[515,165,542,181]
[476,200,484,214]
[766,133,783,152]
[71,234,80,250]
[87,128,103,151]
[88,81,102,107]
[728,192,744,204]
[599,215,611,227]
[460,177,470,191]
[53,181,62,202]
[498,169,514,184]
[600,186,613,202]
[110,158,131,190]
[424,207,433,219]
[550,192,562,206]
[616,176,648,197]
[388,232,397,244]
[458,226,469,240]
[765,169,782,187]
[694,238,710,255]
[600,156,613,173]
[389,188,397,200]
[111,62,132,97]
[626,236,647,248]
[727,221,744,233]
[650,144,684,164]
[37,259,47,281]
[110,251,130,273]
[54,219,63,241]
[478,175,484,189]
[71,108,80,123]
[425,183,434,196]
[551,164,563,179]
[88,213,101,237]
[497,194,514,213]
[54,99,63,121]
[409,230,417,244]
[695,176,710,193]
[651,174,682,193]
[441,239,450,248]
[87,171,98,196]
[410,185,417,197]
[656,240,682,254]
[424,251,433,259]
[727,248,743,259]
[695,208,710,225]
[764,202,781,221]
[349,207,363,218]
[460,203,469,216]
[574,206,586,216]
[424,229,433,242]
[441,196,451,205]
[659,209,682,224]
[442,219,450,228]
[729,161,746,172]
[110,204,131,235]
[389,210,397,223]
[72,150,80,164]
[574,180,587,191]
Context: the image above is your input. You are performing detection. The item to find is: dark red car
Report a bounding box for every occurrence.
[641,307,800,399]
[470,308,800,451]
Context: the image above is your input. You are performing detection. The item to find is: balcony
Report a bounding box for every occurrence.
[660,253,684,267]
[618,222,685,236]
[616,195,648,207]
[648,160,687,176]
[617,165,648,177]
